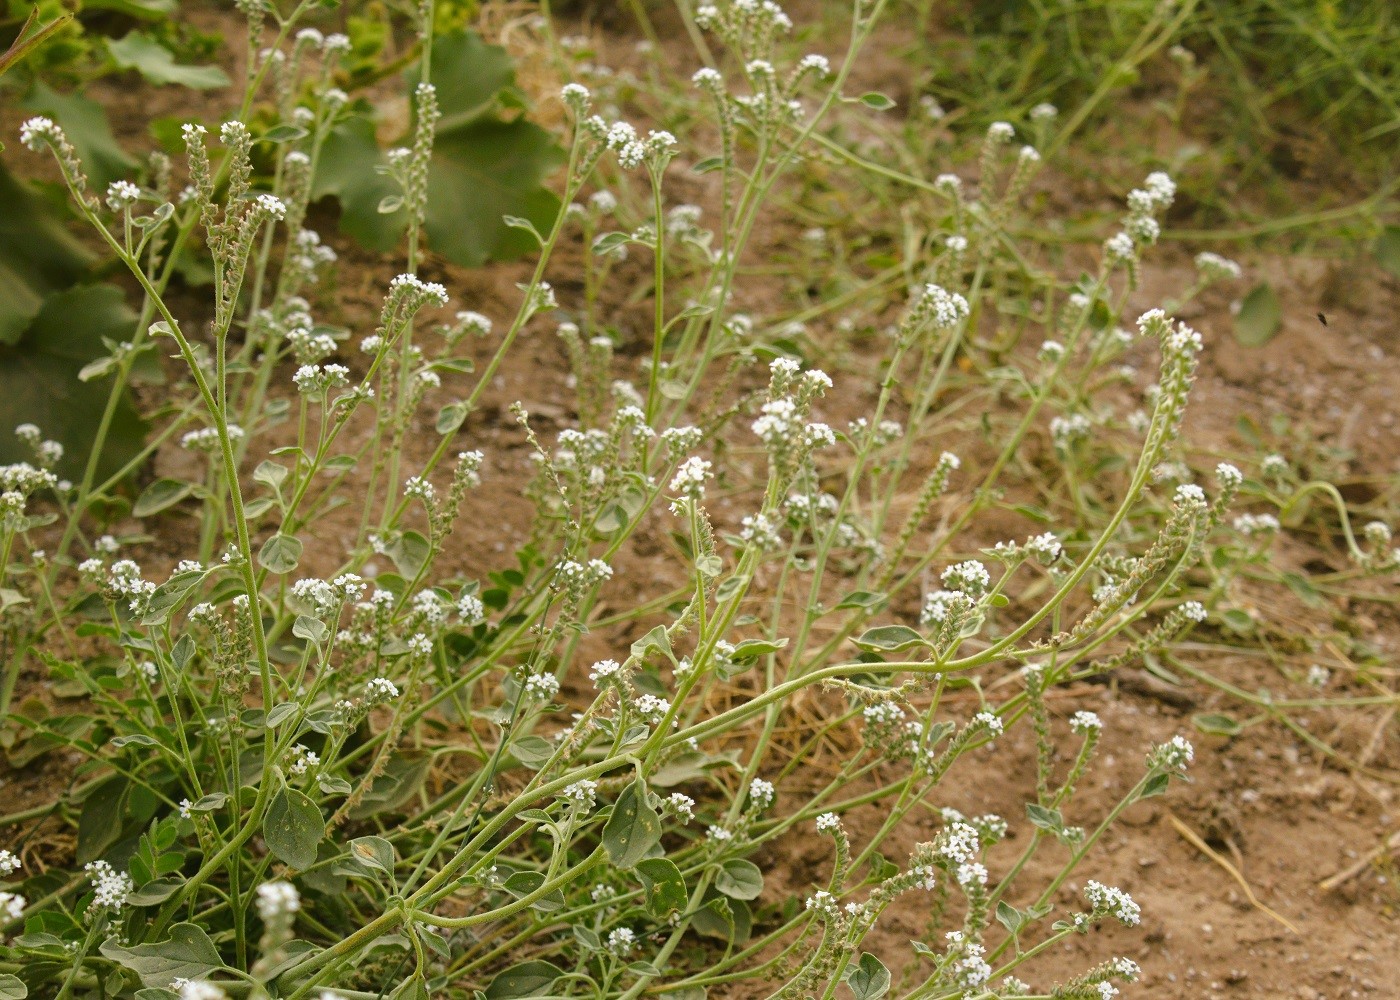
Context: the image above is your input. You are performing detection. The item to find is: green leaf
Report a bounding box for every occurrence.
[386,530,431,578]
[602,777,662,869]
[133,478,195,517]
[349,836,396,875]
[263,785,323,870]
[1233,283,1281,347]
[635,857,687,918]
[85,0,177,16]
[995,899,1024,934]
[1025,802,1064,833]
[316,31,563,268]
[292,615,328,645]
[0,163,91,346]
[0,974,26,999]
[856,92,896,110]
[630,624,673,662]
[835,590,887,611]
[98,924,223,987]
[1192,712,1243,737]
[258,533,302,574]
[727,637,788,663]
[22,83,139,190]
[77,775,127,863]
[714,858,763,900]
[436,400,469,435]
[0,282,148,484]
[852,625,929,653]
[106,32,231,90]
[502,870,564,911]
[1137,771,1173,799]
[128,876,185,906]
[484,960,564,1000]
[510,735,555,769]
[1375,226,1400,280]
[845,953,891,999]
[346,753,431,819]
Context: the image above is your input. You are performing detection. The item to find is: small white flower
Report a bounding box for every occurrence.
[1305,664,1330,688]
[815,812,841,833]
[1084,880,1141,926]
[1069,711,1103,734]
[255,881,300,920]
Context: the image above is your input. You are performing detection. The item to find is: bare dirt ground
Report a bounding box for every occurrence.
[3,3,1398,998]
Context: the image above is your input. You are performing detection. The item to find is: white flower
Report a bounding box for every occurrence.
[1030,102,1058,121]
[366,677,399,702]
[941,559,990,597]
[1180,600,1207,622]
[0,850,20,876]
[524,671,560,701]
[1084,880,1141,926]
[85,860,134,911]
[1195,251,1241,281]
[815,812,841,833]
[917,283,970,328]
[606,926,636,956]
[748,778,775,810]
[589,659,623,687]
[562,779,597,809]
[1174,483,1207,508]
[0,891,24,922]
[987,121,1015,143]
[1149,734,1194,771]
[668,456,712,500]
[255,881,300,920]
[1306,664,1330,688]
[106,180,141,211]
[19,116,62,151]
[1069,711,1102,734]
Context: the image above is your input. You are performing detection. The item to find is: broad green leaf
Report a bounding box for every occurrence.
[1025,802,1064,833]
[484,960,564,1000]
[1375,226,1400,280]
[1192,712,1243,737]
[852,625,929,653]
[727,637,788,663]
[0,163,91,346]
[85,0,177,16]
[714,858,763,900]
[314,31,563,268]
[1233,282,1281,347]
[602,777,662,869]
[263,785,323,870]
[349,836,396,875]
[690,892,751,944]
[133,478,195,518]
[106,32,231,90]
[346,753,431,819]
[857,92,896,110]
[0,974,25,999]
[835,590,887,611]
[845,953,891,999]
[510,735,555,769]
[502,870,564,911]
[127,876,184,906]
[77,775,127,863]
[292,615,328,645]
[258,533,302,574]
[386,530,431,578]
[0,282,148,483]
[98,924,223,987]
[636,857,687,918]
[23,83,139,190]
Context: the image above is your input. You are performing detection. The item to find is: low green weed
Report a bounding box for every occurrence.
[2,1,1396,998]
